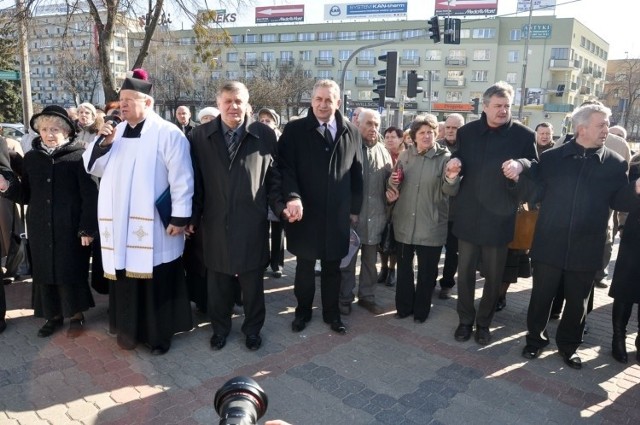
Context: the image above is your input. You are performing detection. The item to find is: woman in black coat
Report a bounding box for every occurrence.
[0,105,98,338]
[609,153,640,364]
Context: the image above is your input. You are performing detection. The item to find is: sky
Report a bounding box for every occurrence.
[204,0,636,60]
[0,0,634,59]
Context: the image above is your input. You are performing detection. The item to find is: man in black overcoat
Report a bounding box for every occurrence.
[278,79,364,334]
[189,81,287,351]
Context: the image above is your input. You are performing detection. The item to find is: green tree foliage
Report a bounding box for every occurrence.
[0,20,23,122]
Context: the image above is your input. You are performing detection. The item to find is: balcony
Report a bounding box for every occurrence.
[356,57,376,66]
[399,57,420,66]
[239,59,259,67]
[355,77,373,87]
[546,81,578,91]
[582,66,593,75]
[277,58,295,67]
[445,57,467,66]
[543,103,574,113]
[548,59,580,70]
[315,57,335,66]
[593,70,603,79]
[444,78,466,87]
[579,86,592,95]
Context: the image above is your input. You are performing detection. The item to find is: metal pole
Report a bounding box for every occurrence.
[16,0,33,125]
[517,0,534,121]
[427,70,433,114]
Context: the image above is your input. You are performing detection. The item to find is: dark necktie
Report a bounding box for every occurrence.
[226,129,239,160]
[323,123,333,145]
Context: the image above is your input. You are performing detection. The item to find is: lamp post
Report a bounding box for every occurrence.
[244,29,250,80]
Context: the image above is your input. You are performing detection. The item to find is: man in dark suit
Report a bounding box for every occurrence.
[176,105,197,136]
[278,79,364,334]
[189,81,287,351]
[0,135,12,333]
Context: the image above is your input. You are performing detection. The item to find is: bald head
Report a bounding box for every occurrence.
[357,108,381,146]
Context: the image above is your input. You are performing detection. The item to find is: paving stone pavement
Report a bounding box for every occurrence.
[1,240,639,424]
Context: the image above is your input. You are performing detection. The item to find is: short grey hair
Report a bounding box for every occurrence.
[445,113,465,127]
[482,81,515,105]
[32,115,73,137]
[571,103,611,129]
[357,108,380,125]
[312,79,341,99]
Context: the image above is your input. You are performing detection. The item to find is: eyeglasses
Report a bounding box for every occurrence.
[118,97,146,105]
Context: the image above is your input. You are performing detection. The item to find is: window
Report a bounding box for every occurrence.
[509,29,521,41]
[317,70,332,79]
[472,28,496,39]
[507,51,520,63]
[358,90,373,100]
[380,31,401,40]
[246,34,258,43]
[300,50,312,61]
[280,33,295,42]
[550,48,570,60]
[358,70,373,78]
[211,71,222,80]
[318,32,334,41]
[262,34,277,42]
[580,36,586,47]
[505,72,517,84]
[425,49,441,61]
[298,32,315,42]
[473,49,491,61]
[337,31,356,40]
[226,71,239,79]
[448,49,465,59]
[281,51,293,60]
[227,52,238,62]
[471,70,488,82]
[460,29,471,39]
[262,52,274,62]
[319,50,333,59]
[180,37,192,45]
[339,50,352,61]
[430,70,440,81]
[360,49,374,59]
[343,70,353,81]
[403,49,419,59]
[229,35,242,44]
[403,29,422,39]
[303,70,313,78]
[446,91,463,102]
[359,31,376,40]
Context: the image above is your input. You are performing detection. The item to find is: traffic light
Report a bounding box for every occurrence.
[471,98,480,114]
[427,17,440,43]
[372,78,386,107]
[407,71,424,98]
[444,18,461,44]
[378,51,397,98]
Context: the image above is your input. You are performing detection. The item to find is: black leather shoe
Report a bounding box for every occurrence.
[560,351,582,369]
[454,324,473,342]
[522,345,542,359]
[385,269,396,287]
[210,334,227,350]
[291,317,310,333]
[475,326,491,345]
[612,336,628,364]
[330,320,347,334]
[151,344,170,355]
[37,318,63,338]
[395,312,412,319]
[272,269,282,278]
[377,267,389,283]
[246,334,262,351]
[0,319,6,334]
[550,312,561,320]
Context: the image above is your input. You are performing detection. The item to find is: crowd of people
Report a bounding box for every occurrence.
[1,73,639,370]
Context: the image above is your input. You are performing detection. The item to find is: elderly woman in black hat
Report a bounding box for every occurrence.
[0,105,99,338]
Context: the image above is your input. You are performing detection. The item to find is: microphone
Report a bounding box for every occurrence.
[97,115,122,147]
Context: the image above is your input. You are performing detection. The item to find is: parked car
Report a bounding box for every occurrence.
[0,123,26,140]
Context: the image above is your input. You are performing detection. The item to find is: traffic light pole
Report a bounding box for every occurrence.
[517,0,534,121]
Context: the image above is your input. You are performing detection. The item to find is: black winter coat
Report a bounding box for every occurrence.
[610,160,640,302]
[526,140,638,272]
[452,113,537,246]
[190,116,285,275]
[278,109,363,261]
[3,138,98,286]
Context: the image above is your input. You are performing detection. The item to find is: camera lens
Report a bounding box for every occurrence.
[214,376,268,425]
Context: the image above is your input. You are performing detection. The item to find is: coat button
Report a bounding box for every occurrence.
[46,178,51,182]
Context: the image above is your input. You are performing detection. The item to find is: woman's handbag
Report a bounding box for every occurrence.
[378,220,397,255]
[508,203,539,250]
[5,205,31,278]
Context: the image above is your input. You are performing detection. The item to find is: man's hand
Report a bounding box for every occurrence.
[80,236,93,246]
[635,178,640,194]
[285,199,303,222]
[167,224,186,236]
[445,158,462,178]
[502,159,523,181]
[97,121,117,146]
[386,187,399,203]
[0,174,9,192]
[350,214,359,227]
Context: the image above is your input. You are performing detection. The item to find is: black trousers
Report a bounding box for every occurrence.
[208,268,265,337]
[525,261,595,354]
[441,221,458,288]
[456,239,508,328]
[269,221,285,271]
[396,243,441,321]
[294,258,341,323]
[0,280,5,320]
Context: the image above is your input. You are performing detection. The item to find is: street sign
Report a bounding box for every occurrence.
[517,0,556,13]
[0,70,20,81]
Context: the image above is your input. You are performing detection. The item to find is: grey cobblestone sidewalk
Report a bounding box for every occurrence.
[1,241,639,424]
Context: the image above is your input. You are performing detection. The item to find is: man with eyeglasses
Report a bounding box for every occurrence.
[83,69,194,356]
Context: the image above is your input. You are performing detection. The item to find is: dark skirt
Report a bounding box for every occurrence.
[502,249,531,283]
[109,257,193,350]
[32,280,95,319]
[609,238,640,304]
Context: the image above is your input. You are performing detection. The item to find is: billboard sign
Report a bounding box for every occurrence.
[517,0,556,13]
[256,5,305,24]
[522,23,552,39]
[324,2,407,21]
[434,0,498,17]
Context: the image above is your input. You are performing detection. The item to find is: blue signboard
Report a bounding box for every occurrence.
[325,2,407,20]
